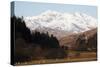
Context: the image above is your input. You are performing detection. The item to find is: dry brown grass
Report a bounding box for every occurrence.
[15,51,97,66]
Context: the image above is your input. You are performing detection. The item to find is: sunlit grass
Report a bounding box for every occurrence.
[15,51,97,65]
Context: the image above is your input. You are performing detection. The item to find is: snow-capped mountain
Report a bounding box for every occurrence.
[24,10,97,35]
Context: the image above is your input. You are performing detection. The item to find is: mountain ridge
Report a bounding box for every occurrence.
[23,10,97,38]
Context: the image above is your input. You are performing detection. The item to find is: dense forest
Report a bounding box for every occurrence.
[11,16,67,64]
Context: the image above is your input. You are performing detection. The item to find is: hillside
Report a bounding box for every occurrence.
[59,28,97,51]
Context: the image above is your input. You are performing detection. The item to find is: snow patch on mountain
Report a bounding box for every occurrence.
[24,10,97,33]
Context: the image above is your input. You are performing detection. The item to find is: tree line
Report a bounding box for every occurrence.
[11,16,67,64]
[12,16,60,49]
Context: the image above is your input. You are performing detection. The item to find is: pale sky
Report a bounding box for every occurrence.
[13,1,97,18]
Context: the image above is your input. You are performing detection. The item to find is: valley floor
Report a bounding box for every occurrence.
[15,51,97,66]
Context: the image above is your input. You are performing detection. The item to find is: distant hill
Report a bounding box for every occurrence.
[59,28,97,51]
